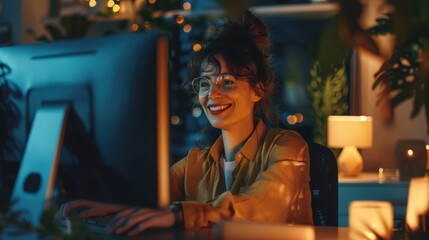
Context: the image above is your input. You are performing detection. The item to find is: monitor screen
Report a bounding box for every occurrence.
[0,32,170,208]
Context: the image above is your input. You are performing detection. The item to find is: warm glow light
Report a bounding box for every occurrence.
[407,149,414,157]
[287,115,298,125]
[183,24,192,33]
[192,107,202,118]
[406,177,429,232]
[328,115,373,176]
[144,21,151,30]
[89,0,97,7]
[183,2,191,11]
[176,15,184,24]
[152,11,162,18]
[192,43,202,52]
[112,4,120,12]
[349,201,393,240]
[131,23,139,32]
[149,0,156,4]
[171,115,181,125]
[295,113,304,123]
[107,0,115,8]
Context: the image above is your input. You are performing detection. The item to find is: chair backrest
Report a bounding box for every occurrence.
[308,142,338,226]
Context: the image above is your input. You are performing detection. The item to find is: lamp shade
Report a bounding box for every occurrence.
[328,115,373,148]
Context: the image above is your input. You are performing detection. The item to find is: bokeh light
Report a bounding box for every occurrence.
[183,24,192,33]
[176,15,184,24]
[183,2,191,11]
[192,43,202,52]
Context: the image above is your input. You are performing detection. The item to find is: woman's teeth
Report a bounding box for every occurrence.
[209,105,229,111]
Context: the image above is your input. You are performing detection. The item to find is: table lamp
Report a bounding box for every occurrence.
[328,115,373,176]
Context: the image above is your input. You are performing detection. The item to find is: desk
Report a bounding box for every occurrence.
[1,226,349,240]
[100,227,406,240]
[3,225,414,240]
[338,172,409,227]
[175,227,350,240]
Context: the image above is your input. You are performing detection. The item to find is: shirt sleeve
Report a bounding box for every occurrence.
[170,155,187,202]
[179,131,313,229]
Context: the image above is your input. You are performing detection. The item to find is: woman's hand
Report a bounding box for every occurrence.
[107,207,175,236]
[62,199,128,218]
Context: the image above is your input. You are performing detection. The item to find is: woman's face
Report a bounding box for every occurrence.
[198,55,261,130]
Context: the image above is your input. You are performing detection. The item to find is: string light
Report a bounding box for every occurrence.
[295,113,304,123]
[107,0,115,8]
[192,107,202,118]
[287,115,298,125]
[149,0,156,4]
[183,2,191,11]
[407,149,414,157]
[171,115,181,125]
[183,24,192,33]
[176,15,184,24]
[131,23,139,32]
[88,0,97,7]
[112,4,120,12]
[144,21,151,30]
[192,43,202,52]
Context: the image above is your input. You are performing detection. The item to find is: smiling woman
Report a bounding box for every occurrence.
[64,8,313,236]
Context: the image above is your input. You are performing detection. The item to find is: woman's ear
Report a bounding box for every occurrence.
[251,82,264,102]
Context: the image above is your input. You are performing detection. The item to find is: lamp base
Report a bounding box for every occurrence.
[338,146,363,177]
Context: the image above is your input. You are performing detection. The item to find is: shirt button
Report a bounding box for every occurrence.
[237,153,242,158]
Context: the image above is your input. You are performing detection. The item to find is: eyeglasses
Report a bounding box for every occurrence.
[191,73,247,96]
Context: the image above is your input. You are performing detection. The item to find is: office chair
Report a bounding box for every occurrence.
[308,142,338,226]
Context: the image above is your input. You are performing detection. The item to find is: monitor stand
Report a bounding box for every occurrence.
[2,105,70,239]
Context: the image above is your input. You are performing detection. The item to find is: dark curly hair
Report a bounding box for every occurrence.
[185,9,278,125]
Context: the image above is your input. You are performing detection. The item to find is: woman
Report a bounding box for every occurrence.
[64,9,313,236]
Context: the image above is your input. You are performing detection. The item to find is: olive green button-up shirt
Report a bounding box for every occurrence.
[170,120,313,229]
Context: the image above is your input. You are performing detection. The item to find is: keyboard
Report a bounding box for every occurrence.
[59,215,115,235]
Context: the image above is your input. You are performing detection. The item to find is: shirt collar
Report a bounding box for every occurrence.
[208,119,268,163]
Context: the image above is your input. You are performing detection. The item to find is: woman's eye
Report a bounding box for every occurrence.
[223,80,235,86]
[200,81,211,88]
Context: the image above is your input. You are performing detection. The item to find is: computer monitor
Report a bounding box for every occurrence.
[0,32,171,221]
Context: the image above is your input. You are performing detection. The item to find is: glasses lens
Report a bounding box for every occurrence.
[192,77,211,95]
[192,74,238,95]
[219,74,236,91]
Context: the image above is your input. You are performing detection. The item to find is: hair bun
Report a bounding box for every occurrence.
[233,9,270,52]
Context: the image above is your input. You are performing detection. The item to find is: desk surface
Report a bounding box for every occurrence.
[125,226,412,240]
[104,226,350,240]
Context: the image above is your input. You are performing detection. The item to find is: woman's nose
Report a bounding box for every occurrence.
[208,83,222,98]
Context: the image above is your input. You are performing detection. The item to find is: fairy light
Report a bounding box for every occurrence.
[295,113,304,123]
[131,23,139,32]
[192,43,202,52]
[112,4,120,12]
[183,2,191,11]
[192,107,202,118]
[88,0,97,7]
[407,149,414,158]
[287,115,298,125]
[107,0,115,8]
[144,21,151,30]
[176,15,184,24]
[183,24,192,33]
[149,0,156,4]
[171,115,181,125]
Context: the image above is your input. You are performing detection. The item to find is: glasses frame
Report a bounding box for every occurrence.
[191,73,253,96]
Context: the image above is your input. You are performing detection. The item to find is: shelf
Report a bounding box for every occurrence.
[163,2,339,20]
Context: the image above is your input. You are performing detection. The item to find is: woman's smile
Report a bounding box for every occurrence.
[207,103,232,115]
